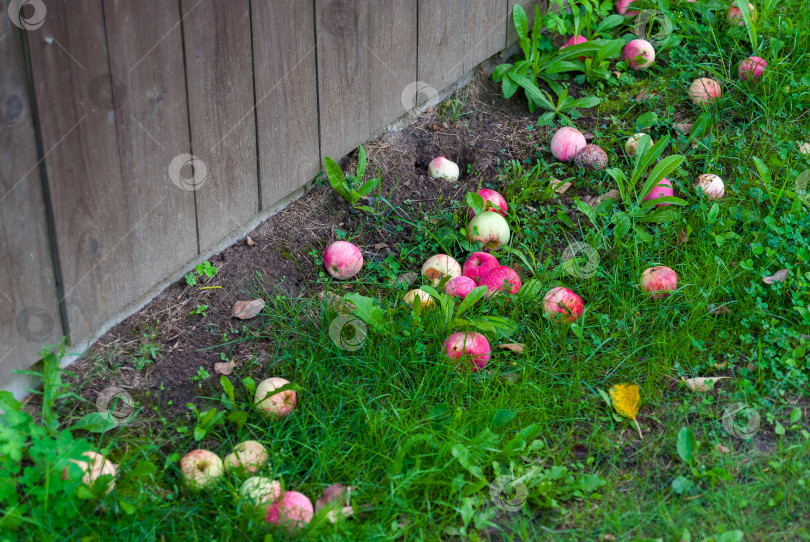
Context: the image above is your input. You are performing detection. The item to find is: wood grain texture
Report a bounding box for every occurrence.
[181,0,258,252]
[26,0,138,345]
[100,0,197,333]
[417,0,465,94]
[507,0,548,45]
[251,0,320,209]
[0,17,63,379]
[316,0,417,160]
[463,0,507,72]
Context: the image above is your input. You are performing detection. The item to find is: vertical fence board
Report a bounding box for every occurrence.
[252,0,320,209]
[26,1,139,344]
[181,0,258,252]
[507,0,547,45]
[101,0,197,324]
[0,18,62,378]
[417,0,465,95]
[464,0,507,72]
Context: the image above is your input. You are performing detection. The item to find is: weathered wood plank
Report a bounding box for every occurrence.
[0,15,63,379]
[464,0,507,72]
[252,0,321,209]
[181,0,258,252]
[26,1,140,344]
[417,0,465,95]
[507,0,548,45]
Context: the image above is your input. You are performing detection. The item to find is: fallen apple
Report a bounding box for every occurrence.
[63,451,118,493]
[266,491,314,530]
[224,440,269,473]
[315,483,355,524]
[642,178,674,207]
[560,34,589,61]
[550,127,587,162]
[323,241,363,280]
[623,39,655,70]
[688,78,722,105]
[800,142,810,155]
[738,56,766,81]
[479,266,522,298]
[462,251,500,284]
[640,266,677,300]
[625,133,653,156]
[255,377,297,418]
[403,288,433,307]
[467,188,508,217]
[427,156,460,181]
[240,476,282,506]
[442,331,491,372]
[616,0,640,16]
[575,144,608,171]
[467,211,510,249]
[445,275,478,300]
[695,173,725,200]
[421,254,462,285]
[543,287,584,323]
[726,3,755,25]
[180,449,224,490]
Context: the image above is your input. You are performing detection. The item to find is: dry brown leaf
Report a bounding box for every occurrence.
[681,376,730,392]
[590,189,620,207]
[317,291,355,313]
[708,304,731,316]
[394,272,418,286]
[584,132,595,141]
[315,484,355,524]
[373,243,389,250]
[550,178,572,194]
[231,299,265,319]
[715,443,730,454]
[675,122,694,134]
[246,235,257,247]
[763,269,789,284]
[214,360,235,375]
[609,383,642,439]
[498,343,525,353]
[603,535,617,542]
[676,229,688,246]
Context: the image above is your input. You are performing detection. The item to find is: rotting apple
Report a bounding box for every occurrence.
[543,287,584,323]
[574,145,608,171]
[462,251,500,284]
[467,211,510,249]
[224,440,269,473]
[479,266,522,298]
[403,288,433,307]
[323,241,363,280]
[427,156,460,181]
[180,449,224,490]
[442,331,491,372]
[695,173,725,200]
[255,377,297,419]
[640,266,678,300]
[421,254,462,285]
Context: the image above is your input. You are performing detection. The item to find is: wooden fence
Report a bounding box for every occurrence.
[0,0,545,386]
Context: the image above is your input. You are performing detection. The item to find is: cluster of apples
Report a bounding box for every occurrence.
[173,377,351,530]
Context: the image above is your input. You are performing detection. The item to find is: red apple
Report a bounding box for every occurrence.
[421,254,462,285]
[445,276,477,299]
[726,3,755,26]
[561,35,589,61]
[550,127,587,162]
[739,56,766,81]
[616,0,640,16]
[688,78,722,105]
[323,241,363,280]
[255,377,297,418]
[480,266,522,298]
[543,287,584,323]
[640,266,677,300]
[642,178,674,207]
[266,491,314,529]
[442,331,491,372]
[462,252,500,284]
[623,39,655,70]
[467,188,508,217]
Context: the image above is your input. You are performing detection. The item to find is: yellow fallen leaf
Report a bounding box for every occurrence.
[498,343,525,353]
[609,383,642,439]
[681,376,729,392]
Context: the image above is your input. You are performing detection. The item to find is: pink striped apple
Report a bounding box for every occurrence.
[467,188,508,217]
[543,287,584,323]
[462,252,499,284]
[623,39,655,70]
[479,266,522,298]
[739,56,766,81]
[445,276,477,299]
[550,127,587,161]
[640,266,677,300]
[443,331,491,372]
[323,241,363,280]
[642,178,674,207]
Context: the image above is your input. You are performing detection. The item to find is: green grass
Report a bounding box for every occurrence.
[4,0,810,540]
